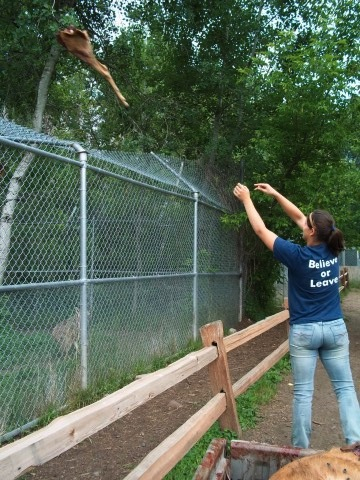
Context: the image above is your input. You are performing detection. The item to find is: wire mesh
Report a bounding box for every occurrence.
[0,118,241,440]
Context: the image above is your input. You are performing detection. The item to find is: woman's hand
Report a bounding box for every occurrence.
[233,183,277,251]
[233,183,251,203]
[254,183,278,197]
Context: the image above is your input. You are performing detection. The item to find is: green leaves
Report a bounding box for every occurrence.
[1,0,359,314]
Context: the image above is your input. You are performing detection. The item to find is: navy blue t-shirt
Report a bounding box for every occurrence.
[273,237,343,324]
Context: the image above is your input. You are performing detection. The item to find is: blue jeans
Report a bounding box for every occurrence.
[289,318,360,448]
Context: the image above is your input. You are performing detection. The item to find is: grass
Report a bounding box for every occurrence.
[344,280,360,292]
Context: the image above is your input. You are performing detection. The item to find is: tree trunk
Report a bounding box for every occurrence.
[0,43,60,284]
[33,43,61,132]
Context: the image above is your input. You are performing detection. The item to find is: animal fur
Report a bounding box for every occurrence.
[56,26,129,108]
[270,443,360,480]
[52,307,80,355]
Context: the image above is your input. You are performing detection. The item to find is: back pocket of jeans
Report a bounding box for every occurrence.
[330,324,349,346]
[291,325,314,347]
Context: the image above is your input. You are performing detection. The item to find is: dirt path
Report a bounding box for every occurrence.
[22,289,360,479]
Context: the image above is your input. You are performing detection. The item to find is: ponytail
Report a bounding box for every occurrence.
[311,210,344,257]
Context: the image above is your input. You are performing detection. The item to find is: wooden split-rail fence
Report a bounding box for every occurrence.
[0,269,350,479]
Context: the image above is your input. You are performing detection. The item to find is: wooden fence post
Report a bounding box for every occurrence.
[200,321,242,437]
[340,267,349,291]
[283,297,289,336]
[345,267,349,289]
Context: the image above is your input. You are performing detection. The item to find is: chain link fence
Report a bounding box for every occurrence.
[0,117,241,441]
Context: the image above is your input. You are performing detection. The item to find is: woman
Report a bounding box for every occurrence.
[233,182,360,448]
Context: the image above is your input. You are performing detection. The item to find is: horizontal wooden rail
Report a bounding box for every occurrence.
[223,310,289,352]
[233,340,289,397]
[0,310,290,479]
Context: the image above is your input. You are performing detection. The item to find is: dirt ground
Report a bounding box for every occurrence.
[22,289,360,480]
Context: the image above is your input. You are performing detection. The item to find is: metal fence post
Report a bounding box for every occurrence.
[74,143,88,389]
[193,192,199,340]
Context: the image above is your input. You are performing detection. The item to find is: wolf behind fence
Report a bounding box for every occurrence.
[51,307,80,356]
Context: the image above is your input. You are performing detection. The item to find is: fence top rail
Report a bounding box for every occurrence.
[0,116,229,210]
[0,135,80,165]
[0,118,75,148]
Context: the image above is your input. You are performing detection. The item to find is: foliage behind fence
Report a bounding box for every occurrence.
[0,118,240,439]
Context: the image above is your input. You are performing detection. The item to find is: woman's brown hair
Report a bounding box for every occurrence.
[307,209,345,256]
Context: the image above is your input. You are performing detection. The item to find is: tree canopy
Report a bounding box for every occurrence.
[0,0,359,315]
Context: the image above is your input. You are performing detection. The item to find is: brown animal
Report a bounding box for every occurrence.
[52,307,80,355]
[270,443,360,480]
[56,26,129,109]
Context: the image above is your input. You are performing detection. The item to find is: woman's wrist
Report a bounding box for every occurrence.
[272,191,281,201]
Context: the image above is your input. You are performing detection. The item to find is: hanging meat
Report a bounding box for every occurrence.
[57,26,129,109]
